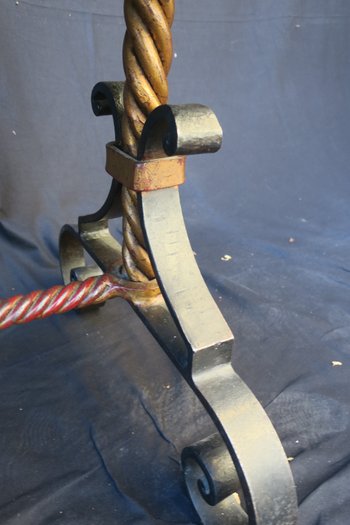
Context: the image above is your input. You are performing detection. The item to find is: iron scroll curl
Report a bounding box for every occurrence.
[91,81,223,160]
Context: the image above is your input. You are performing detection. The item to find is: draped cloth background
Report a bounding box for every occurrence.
[1,1,350,523]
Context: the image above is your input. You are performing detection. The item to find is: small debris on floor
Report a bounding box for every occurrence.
[288,237,296,244]
[287,457,294,462]
[332,361,343,367]
[221,254,232,262]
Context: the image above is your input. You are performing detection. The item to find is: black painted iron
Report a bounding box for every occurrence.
[59,81,298,525]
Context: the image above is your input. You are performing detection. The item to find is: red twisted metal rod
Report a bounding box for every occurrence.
[0,275,156,330]
[121,0,175,282]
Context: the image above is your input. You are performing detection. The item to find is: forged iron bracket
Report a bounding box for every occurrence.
[59,81,298,525]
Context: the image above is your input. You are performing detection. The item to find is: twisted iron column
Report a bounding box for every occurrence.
[121,0,175,282]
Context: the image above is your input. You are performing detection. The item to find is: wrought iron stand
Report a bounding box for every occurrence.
[0,2,298,523]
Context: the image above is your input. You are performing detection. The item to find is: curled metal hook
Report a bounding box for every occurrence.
[91,81,223,160]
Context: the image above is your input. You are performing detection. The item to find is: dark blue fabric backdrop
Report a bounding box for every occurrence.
[1,1,350,524]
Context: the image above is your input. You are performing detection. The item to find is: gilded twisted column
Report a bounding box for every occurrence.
[121,0,175,282]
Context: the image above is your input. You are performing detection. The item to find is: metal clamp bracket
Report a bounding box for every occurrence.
[106,143,186,191]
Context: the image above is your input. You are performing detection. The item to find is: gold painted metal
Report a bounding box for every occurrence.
[121,0,175,282]
[106,143,186,191]
[122,0,174,154]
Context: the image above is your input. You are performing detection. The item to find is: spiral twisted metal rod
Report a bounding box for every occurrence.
[0,275,155,330]
[121,0,175,282]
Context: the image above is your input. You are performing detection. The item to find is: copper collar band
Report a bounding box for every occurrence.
[105,143,186,192]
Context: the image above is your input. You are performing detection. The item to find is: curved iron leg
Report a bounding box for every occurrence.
[59,181,298,524]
